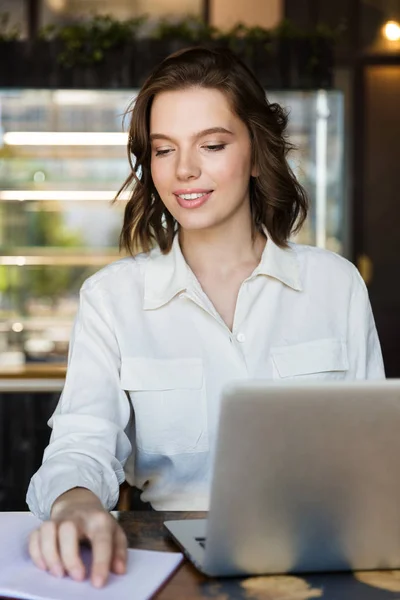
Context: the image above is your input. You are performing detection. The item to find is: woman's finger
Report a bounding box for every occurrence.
[58,520,86,581]
[28,529,46,571]
[39,521,64,578]
[87,519,113,588]
[111,526,128,574]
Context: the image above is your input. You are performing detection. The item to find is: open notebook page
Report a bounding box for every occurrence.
[0,512,183,600]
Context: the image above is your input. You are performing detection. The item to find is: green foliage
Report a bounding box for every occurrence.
[215,22,273,56]
[272,18,302,39]
[151,15,217,41]
[34,14,338,70]
[37,23,58,41]
[27,209,83,300]
[314,20,347,41]
[39,14,148,67]
[32,208,81,247]
[0,265,7,293]
[28,265,73,300]
[0,11,20,41]
[239,25,272,42]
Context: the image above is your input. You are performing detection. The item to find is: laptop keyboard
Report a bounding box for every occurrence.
[195,536,206,549]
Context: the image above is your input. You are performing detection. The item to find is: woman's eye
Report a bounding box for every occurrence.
[203,144,226,152]
[155,149,172,157]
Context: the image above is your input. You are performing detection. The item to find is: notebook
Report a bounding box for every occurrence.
[0,512,183,600]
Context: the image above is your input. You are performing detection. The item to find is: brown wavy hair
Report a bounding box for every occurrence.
[116,46,308,255]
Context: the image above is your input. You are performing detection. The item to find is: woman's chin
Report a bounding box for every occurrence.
[176,216,221,233]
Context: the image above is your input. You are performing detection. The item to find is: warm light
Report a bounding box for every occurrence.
[3,132,128,146]
[53,91,114,105]
[383,20,400,41]
[0,255,120,266]
[0,191,130,201]
[11,322,24,333]
[46,0,67,12]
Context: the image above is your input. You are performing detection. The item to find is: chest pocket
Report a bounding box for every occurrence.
[271,339,349,379]
[120,357,208,455]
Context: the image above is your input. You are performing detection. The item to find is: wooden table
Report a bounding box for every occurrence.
[117,511,400,599]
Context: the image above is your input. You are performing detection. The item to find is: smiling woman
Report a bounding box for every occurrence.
[151,122,232,210]
[150,87,256,233]
[26,46,385,589]
[117,46,308,255]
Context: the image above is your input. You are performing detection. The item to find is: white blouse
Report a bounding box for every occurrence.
[27,235,385,520]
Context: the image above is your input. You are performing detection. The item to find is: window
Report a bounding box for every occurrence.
[0,88,345,365]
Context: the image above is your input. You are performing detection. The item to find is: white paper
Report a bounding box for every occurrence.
[0,512,183,600]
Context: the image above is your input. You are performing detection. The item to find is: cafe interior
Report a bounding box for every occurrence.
[0,0,400,595]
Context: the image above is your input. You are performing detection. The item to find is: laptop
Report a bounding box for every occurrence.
[164,379,400,576]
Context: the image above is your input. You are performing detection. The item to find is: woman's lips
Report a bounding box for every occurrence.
[175,191,213,209]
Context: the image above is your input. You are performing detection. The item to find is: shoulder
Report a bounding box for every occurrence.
[289,242,364,290]
[80,250,152,295]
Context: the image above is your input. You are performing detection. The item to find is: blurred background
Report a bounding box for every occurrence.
[0,0,399,508]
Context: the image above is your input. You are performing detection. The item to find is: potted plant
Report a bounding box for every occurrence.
[271,19,339,89]
[299,23,339,89]
[37,14,147,88]
[0,13,337,90]
[227,24,277,88]
[133,15,219,85]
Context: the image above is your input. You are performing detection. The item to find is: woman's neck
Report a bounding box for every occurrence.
[179,214,267,279]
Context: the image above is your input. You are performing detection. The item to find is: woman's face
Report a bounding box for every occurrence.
[150,86,256,233]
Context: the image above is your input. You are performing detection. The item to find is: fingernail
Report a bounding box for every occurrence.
[71,568,84,581]
[117,560,126,573]
[93,575,104,588]
[52,565,64,578]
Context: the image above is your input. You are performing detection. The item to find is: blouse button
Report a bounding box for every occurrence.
[236,332,246,343]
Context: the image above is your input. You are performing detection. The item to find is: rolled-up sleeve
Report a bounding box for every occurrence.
[26,282,133,521]
[347,269,385,379]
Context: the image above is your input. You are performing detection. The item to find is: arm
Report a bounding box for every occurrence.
[347,269,385,379]
[27,281,132,520]
[26,280,132,587]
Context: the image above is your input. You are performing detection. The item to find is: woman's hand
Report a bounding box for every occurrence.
[28,487,128,588]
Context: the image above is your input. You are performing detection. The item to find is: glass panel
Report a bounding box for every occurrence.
[0,89,131,364]
[0,264,100,361]
[0,201,123,250]
[0,89,130,255]
[0,88,346,364]
[269,90,345,255]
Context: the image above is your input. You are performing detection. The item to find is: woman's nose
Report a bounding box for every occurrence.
[176,151,201,180]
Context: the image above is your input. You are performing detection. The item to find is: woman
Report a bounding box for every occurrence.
[26,46,385,587]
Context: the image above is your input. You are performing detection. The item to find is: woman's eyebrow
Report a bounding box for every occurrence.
[149,127,234,143]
